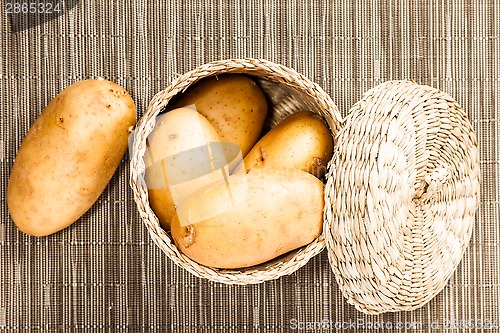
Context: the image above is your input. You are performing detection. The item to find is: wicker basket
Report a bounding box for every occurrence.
[324,80,480,314]
[129,58,342,284]
[130,60,480,308]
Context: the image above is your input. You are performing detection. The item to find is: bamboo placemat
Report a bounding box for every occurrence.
[1,1,499,332]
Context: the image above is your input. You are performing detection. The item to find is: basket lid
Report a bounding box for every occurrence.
[324,80,480,314]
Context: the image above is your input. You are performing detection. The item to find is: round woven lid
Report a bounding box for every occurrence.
[130,58,341,284]
[324,80,480,314]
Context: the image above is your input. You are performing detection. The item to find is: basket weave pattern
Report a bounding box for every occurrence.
[324,80,480,314]
[130,58,341,284]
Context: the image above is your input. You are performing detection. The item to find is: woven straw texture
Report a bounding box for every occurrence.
[325,80,480,314]
[130,58,341,285]
[1,1,499,332]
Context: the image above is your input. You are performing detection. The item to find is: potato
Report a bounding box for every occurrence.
[171,167,324,269]
[145,107,238,231]
[170,74,268,156]
[7,79,136,236]
[243,111,333,178]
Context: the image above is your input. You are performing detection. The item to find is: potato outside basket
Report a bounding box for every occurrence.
[129,58,342,285]
[324,80,480,314]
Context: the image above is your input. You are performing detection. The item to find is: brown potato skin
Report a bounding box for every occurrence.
[144,108,223,231]
[148,187,176,232]
[170,74,268,156]
[7,79,136,236]
[171,167,324,269]
[243,111,334,178]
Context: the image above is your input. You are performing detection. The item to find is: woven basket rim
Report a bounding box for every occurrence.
[129,58,342,284]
